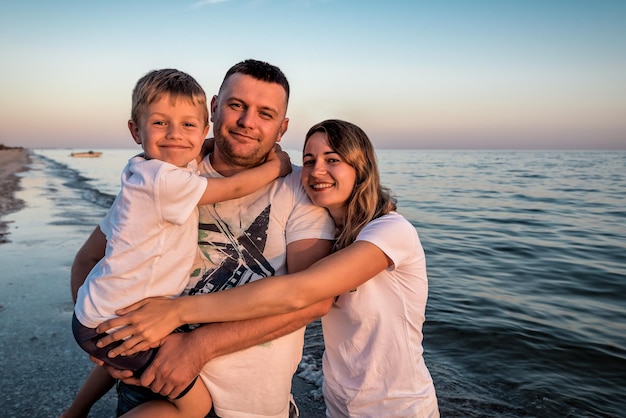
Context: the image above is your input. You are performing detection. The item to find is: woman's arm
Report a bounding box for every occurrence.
[96,240,390,352]
[98,237,334,398]
[183,240,391,318]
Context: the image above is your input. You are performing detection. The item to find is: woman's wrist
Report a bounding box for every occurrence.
[176,295,195,325]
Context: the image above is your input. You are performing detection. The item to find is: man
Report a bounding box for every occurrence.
[71,59,335,417]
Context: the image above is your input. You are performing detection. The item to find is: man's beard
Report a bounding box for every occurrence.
[215,134,270,168]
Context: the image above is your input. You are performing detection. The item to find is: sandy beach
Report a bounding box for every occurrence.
[0,149,324,417]
[0,148,30,244]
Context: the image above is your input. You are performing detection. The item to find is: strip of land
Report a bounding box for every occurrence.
[0,146,30,244]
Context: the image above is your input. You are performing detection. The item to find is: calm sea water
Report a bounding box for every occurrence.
[34,148,626,417]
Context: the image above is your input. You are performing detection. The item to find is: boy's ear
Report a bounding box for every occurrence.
[128,120,141,144]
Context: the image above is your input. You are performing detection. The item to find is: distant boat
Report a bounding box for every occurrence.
[71,151,102,158]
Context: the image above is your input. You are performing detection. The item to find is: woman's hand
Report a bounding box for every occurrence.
[95,297,183,357]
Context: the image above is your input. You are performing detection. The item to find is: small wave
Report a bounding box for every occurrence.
[36,153,116,208]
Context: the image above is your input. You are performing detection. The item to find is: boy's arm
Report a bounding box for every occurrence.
[197,147,291,205]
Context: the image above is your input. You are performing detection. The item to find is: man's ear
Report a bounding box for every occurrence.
[128,120,141,145]
[277,118,289,143]
[210,95,218,123]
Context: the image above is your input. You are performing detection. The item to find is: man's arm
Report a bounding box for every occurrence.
[135,237,334,397]
[71,226,106,302]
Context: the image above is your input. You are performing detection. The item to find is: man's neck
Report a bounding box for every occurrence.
[208,150,251,177]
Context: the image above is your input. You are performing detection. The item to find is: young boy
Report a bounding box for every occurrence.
[66,69,291,418]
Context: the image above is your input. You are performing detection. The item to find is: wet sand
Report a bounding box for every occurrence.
[0,148,30,244]
[0,149,324,417]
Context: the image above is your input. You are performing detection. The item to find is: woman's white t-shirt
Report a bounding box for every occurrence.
[322,212,439,417]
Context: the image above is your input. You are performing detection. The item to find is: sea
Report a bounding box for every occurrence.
[32,148,626,418]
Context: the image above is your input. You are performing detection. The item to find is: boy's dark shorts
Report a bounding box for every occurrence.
[72,312,156,375]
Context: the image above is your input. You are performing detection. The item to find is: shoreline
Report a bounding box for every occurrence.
[0,148,31,244]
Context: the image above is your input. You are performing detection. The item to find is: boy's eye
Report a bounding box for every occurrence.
[153,121,166,126]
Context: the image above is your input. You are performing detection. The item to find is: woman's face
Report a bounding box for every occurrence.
[301,132,357,225]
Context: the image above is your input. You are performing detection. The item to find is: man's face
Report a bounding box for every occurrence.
[211,73,289,169]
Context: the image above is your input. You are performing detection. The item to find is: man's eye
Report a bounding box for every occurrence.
[229,103,243,109]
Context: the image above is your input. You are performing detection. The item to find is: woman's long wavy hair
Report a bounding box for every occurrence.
[304,119,397,250]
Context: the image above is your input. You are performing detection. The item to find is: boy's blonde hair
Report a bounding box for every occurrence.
[131,69,208,126]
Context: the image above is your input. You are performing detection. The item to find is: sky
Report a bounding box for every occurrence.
[1,0,625,150]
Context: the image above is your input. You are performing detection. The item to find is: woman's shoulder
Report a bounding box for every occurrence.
[360,212,416,241]
[368,211,412,229]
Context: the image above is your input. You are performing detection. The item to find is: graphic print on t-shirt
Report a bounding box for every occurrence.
[189,204,275,295]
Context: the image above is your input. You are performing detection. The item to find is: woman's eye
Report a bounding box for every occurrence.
[302,159,314,166]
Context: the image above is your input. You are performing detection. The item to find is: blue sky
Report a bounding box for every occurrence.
[1,0,625,150]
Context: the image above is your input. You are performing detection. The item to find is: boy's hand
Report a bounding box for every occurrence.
[266,144,292,177]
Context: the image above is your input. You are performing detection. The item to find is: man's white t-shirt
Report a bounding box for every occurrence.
[75,156,207,328]
[187,158,335,418]
[322,212,440,417]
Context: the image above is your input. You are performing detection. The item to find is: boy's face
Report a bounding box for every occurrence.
[210,73,289,169]
[128,94,209,167]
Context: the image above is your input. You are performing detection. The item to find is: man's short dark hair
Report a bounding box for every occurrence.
[220,59,290,101]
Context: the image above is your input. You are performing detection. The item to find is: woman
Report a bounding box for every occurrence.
[101,119,440,417]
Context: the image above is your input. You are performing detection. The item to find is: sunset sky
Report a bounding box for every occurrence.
[1,0,625,150]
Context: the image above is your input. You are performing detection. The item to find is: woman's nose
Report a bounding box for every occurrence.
[312,160,327,175]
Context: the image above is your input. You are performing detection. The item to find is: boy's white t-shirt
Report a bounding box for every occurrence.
[75,156,207,328]
[187,159,335,418]
[322,212,440,417]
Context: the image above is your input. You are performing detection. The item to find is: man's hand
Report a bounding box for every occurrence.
[136,332,205,398]
[90,332,203,399]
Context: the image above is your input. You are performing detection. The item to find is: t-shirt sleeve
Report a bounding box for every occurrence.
[98,193,121,239]
[355,213,418,269]
[157,165,208,225]
[284,166,336,244]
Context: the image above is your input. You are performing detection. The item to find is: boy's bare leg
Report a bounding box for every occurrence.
[60,365,115,418]
[120,378,211,418]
